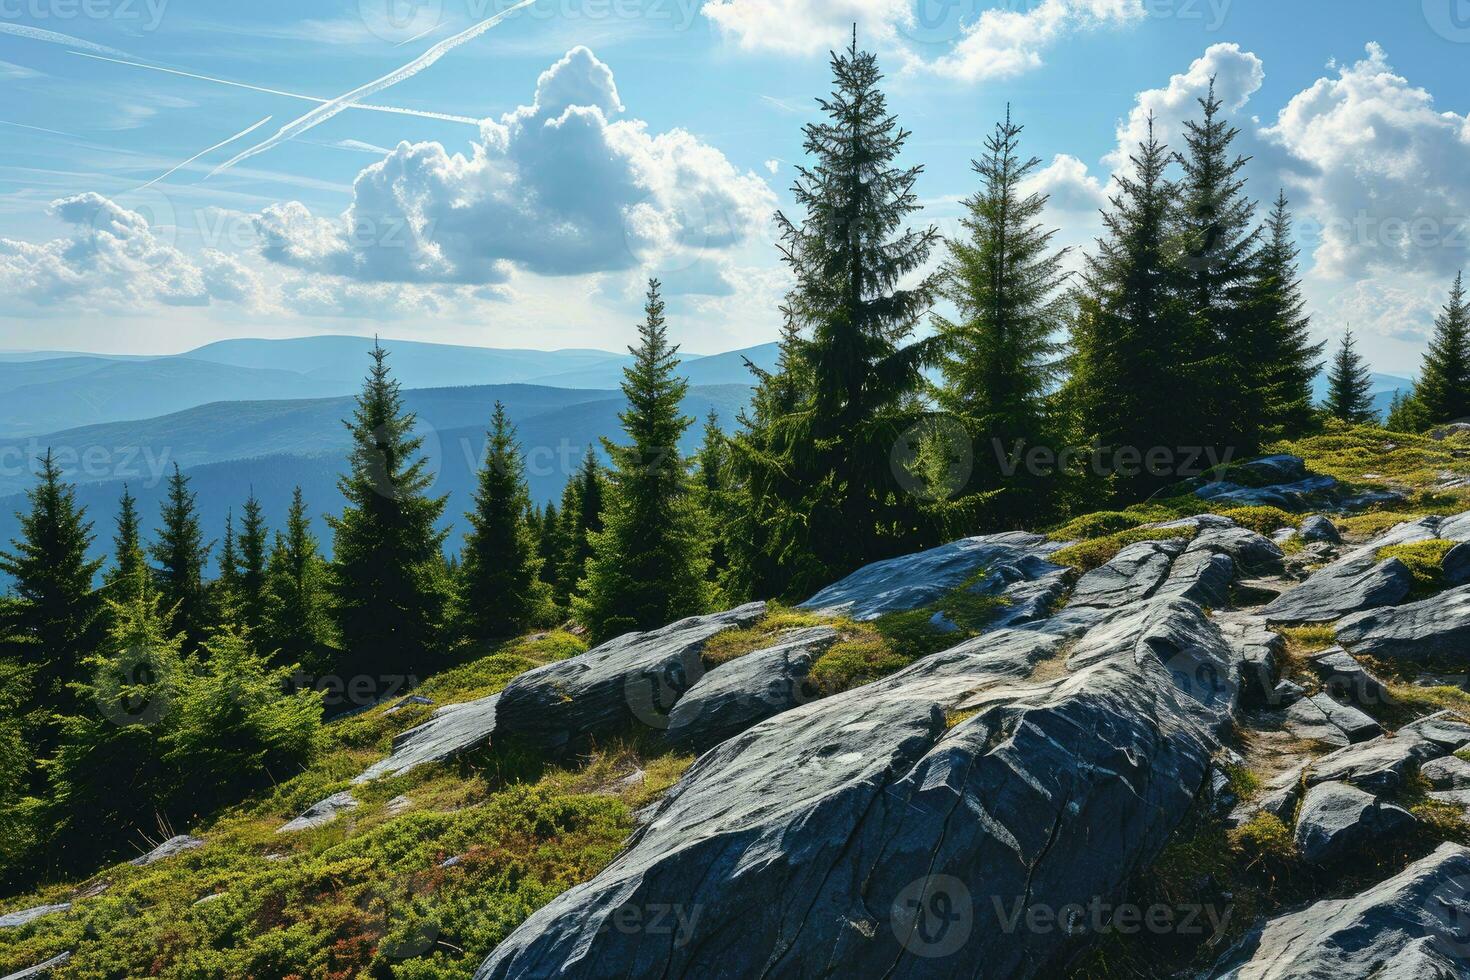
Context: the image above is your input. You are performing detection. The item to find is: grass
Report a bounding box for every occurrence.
[1049,525,1196,572]
[1376,539,1456,596]
[699,605,829,666]
[1213,506,1300,535]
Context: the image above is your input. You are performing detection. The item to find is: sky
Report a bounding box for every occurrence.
[1,0,1469,373]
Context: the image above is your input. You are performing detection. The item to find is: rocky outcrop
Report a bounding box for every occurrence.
[278,792,357,833]
[664,627,838,752]
[1205,843,1470,977]
[1,952,73,979]
[1298,515,1341,544]
[1293,781,1416,864]
[0,905,69,930]
[1336,585,1470,664]
[1282,693,1382,747]
[354,694,501,784]
[1309,647,1393,710]
[1195,475,1339,510]
[129,835,204,867]
[1447,542,1470,587]
[1263,555,1414,624]
[1072,538,1187,608]
[477,598,1238,979]
[1303,733,1436,795]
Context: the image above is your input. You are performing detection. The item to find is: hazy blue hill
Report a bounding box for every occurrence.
[524,343,780,388]
[0,356,134,394]
[0,385,753,577]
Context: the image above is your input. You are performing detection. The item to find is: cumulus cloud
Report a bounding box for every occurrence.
[929,0,1145,82]
[0,193,252,311]
[254,47,776,293]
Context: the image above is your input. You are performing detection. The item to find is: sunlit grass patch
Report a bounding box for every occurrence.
[1050,525,1196,572]
[1376,539,1456,596]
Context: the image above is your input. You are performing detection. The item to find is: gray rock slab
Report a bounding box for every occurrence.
[1070,537,1187,608]
[1337,584,1470,664]
[354,693,500,784]
[1402,710,1470,751]
[1304,733,1436,795]
[1310,647,1394,710]
[1422,754,1470,790]
[1293,780,1416,865]
[1195,475,1339,510]
[129,835,204,867]
[0,904,69,930]
[1446,542,1470,587]
[1189,526,1285,576]
[1283,694,1382,748]
[1,953,73,979]
[1298,515,1342,544]
[1263,556,1414,625]
[278,791,357,833]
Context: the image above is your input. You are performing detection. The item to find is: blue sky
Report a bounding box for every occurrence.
[1,0,1469,373]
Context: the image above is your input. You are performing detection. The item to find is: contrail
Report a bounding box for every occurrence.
[0,119,80,139]
[0,22,128,57]
[136,114,274,189]
[211,0,538,177]
[70,52,481,124]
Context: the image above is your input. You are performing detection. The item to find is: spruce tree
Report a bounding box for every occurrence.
[1325,328,1376,424]
[557,448,604,605]
[1243,192,1325,442]
[327,342,449,688]
[214,509,239,621]
[535,501,565,600]
[262,488,333,673]
[1414,271,1470,424]
[235,492,269,638]
[0,452,106,723]
[694,410,730,583]
[1386,387,1428,433]
[933,109,1069,527]
[104,486,147,604]
[149,464,212,651]
[456,402,552,642]
[574,280,713,642]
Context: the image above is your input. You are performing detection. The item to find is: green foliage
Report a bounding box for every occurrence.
[574,281,715,642]
[456,402,554,643]
[103,486,146,605]
[555,449,604,608]
[234,492,270,638]
[149,463,214,652]
[700,606,827,666]
[1412,271,1470,425]
[1227,812,1296,865]
[1213,506,1300,534]
[1049,525,1195,572]
[261,487,335,674]
[1325,328,1376,424]
[1376,539,1455,596]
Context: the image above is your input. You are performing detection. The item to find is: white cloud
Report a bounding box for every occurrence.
[254,46,775,293]
[703,0,912,57]
[929,0,1145,82]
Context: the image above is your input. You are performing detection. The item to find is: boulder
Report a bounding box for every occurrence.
[1189,526,1285,576]
[1309,647,1393,710]
[1293,780,1416,865]
[1154,548,1234,607]
[1431,422,1470,440]
[0,904,70,929]
[1422,754,1470,790]
[1070,538,1186,608]
[664,626,839,752]
[1204,842,1470,977]
[1283,694,1382,748]
[1263,556,1414,624]
[988,570,1071,629]
[797,533,1063,621]
[1195,475,1339,510]
[354,693,500,784]
[278,792,357,833]
[1,952,73,979]
[1235,454,1310,484]
[1445,542,1470,587]
[1401,711,1470,752]
[495,603,767,751]
[129,835,204,867]
[476,599,1239,980]
[1216,614,1282,705]
[1337,585,1470,664]
[1298,515,1341,544]
[1304,734,1436,795]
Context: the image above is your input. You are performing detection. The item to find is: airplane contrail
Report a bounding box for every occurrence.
[0,22,128,57]
[70,52,481,124]
[210,0,538,177]
[0,119,81,139]
[136,114,274,190]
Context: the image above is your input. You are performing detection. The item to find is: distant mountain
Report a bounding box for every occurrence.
[525,343,781,388]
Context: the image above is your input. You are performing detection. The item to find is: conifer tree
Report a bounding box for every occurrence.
[933,109,1069,526]
[1325,328,1376,424]
[262,488,333,672]
[557,448,604,605]
[694,410,730,582]
[574,280,713,641]
[456,402,552,642]
[235,492,269,637]
[1414,271,1470,424]
[0,452,106,719]
[1386,387,1428,433]
[105,486,147,604]
[327,342,449,686]
[149,464,212,651]
[536,501,566,601]
[1239,192,1324,442]
[214,509,239,620]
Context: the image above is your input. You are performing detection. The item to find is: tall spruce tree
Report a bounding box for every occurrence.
[262,488,333,673]
[557,448,604,605]
[1243,192,1325,442]
[456,402,552,642]
[104,486,147,604]
[327,342,449,687]
[694,410,730,584]
[574,280,713,642]
[214,509,239,621]
[235,492,269,638]
[933,109,1069,527]
[1174,80,1261,454]
[0,452,106,720]
[149,464,212,651]
[536,501,566,602]
[739,32,940,594]
[1325,328,1376,424]
[1414,271,1470,424]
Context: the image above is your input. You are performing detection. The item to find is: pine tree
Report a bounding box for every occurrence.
[262,488,333,673]
[1414,271,1470,424]
[149,464,212,651]
[574,280,714,642]
[214,509,239,621]
[1174,80,1261,454]
[536,500,566,602]
[1243,192,1325,442]
[0,451,106,720]
[557,448,604,605]
[104,486,147,604]
[1325,328,1376,424]
[738,32,940,594]
[327,341,449,687]
[235,492,269,638]
[694,410,730,583]
[933,109,1070,527]
[456,402,552,642]
[1386,387,1428,433]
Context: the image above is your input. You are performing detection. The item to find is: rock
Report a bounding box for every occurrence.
[797,532,1064,621]
[1298,515,1341,544]
[1,952,73,979]
[1431,422,1470,440]
[385,795,414,816]
[1271,527,1296,545]
[1293,780,1415,865]
[1421,754,1470,790]
[384,694,434,716]
[193,893,225,906]
[1304,734,1437,795]
[1401,710,1470,752]
[1237,455,1310,483]
[1283,694,1382,747]
[665,627,838,752]
[1195,475,1339,510]
[475,599,1240,980]
[278,792,357,833]
[1262,555,1414,625]
[1430,788,1470,817]
[1309,647,1393,710]
[1445,542,1470,586]
[440,855,463,868]
[1337,584,1470,664]
[354,693,501,784]
[1070,537,1186,608]
[129,835,204,867]
[1337,488,1409,511]
[1216,614,1281,705]
[1189,526,1285,576]
[495,603,768,751]
[1154,548,1234,607]
[988,570,1071,629]
[0,904,70,929]
[1271,679,1304,706]
[1204,842,1470,978]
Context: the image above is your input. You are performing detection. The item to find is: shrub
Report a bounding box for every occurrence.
[1228,813,1296,864]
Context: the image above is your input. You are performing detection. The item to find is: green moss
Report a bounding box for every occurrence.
[1213,506,1300,535]
[1376,539,1456,596]
[806,631,911,695]
[700,605,828,666]
[1227,813,1296,865]
[1049,525,1195,572]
